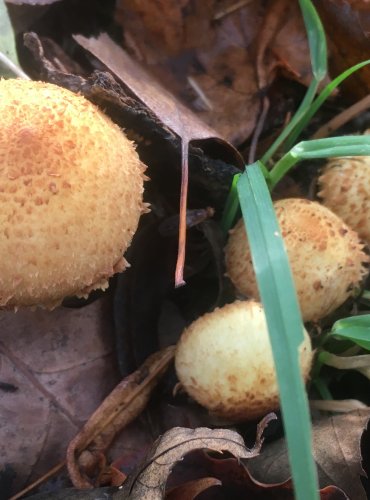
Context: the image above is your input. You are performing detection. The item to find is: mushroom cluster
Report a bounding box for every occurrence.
[0,79,147,309]
[175,300,313,421]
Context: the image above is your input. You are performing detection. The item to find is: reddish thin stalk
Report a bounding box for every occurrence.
[175,139,189,287]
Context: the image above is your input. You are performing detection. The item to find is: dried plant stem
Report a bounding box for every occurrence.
[213,0,255,20]
[322,352,370,370]
[175,139,189,287]
[310,399,368,412]
[9,461,65,500]
[312,94,370,139]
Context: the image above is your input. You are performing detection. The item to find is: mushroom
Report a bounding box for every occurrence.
[175,300,313,421]
[225,198,369,322]
[0,78,147,308]
[318,156,370,246]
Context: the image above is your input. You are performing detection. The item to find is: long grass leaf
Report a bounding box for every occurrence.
[237,162,319,500]
[285,60,370,148]
[331,315,370,350]
[261,0,327,163]
[269,136,370,188]
[0,0,29,78]
[298,0,327,80]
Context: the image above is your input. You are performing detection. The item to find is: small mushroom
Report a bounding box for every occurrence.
[0,79,147,308]
[318,156,370,246]
[175,300,313,421]
[225,198,369,322]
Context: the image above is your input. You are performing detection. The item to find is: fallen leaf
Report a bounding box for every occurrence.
[118,414,276,499]
[164,448,349,499]
[247,410,370,499]
[316,0,370,99]
[73,32,244,287]
[27,487,117,500]
[0,296,119,496]
[66,346,175,489]
[114,0,319,143]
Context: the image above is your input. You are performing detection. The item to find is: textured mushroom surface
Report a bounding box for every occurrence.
[0,79,146,308]
[225,198,369,322]
[175,300,312,421]
[318,156,370,246]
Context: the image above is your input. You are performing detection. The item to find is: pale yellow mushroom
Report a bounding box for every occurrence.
[175,300,313,421]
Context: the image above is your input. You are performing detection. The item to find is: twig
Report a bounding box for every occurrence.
[310,399,368,413]
[175,139,189,287]
[214,0,255,20]
[9,461,65,500]
[312,94,370,139]
[187,76,213,111]
[248,96,270,164]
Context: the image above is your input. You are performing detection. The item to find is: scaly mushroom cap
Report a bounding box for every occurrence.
[318,156,370,246]
[175,300,312,421]
[225,198,369,322]
[0,79,146,308]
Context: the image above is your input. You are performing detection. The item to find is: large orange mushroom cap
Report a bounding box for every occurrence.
[0,79,146,308]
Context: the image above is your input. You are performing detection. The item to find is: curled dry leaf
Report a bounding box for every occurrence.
[118,413,276,499]
[247,410,370,499]
[73,32,243,288]
[66,346,175,489]
[166,449,349,499]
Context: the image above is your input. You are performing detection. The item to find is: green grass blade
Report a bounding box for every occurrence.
[220,174,241,235]
[261,79,319,164]
[269,135,370,188]
[285,60,370,149]
[298,0,327,80]
[261,0,327,163]
[0,0,29,78]
[331,315,370,350]
[237,163,319,500]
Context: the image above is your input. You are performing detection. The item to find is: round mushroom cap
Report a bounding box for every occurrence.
[225,198,369,322]
[175,300,312,421]
[318,156,370,246]
[0,79,146,308]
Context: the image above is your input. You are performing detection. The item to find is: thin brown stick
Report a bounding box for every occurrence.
[175,139,189,287]
[312,94,370,139]
[9,461,66,500]
[214,0,255,20]
[248,96,270,164]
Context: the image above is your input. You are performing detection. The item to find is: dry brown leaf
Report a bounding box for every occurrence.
[165,477,222,500]
[66,346,175,489]
[316,0,370,99]
[166,449,349,499]
[118,414,275,499]
[247,410,370,499]
[73,32,243,288]
[0,296,119,495]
